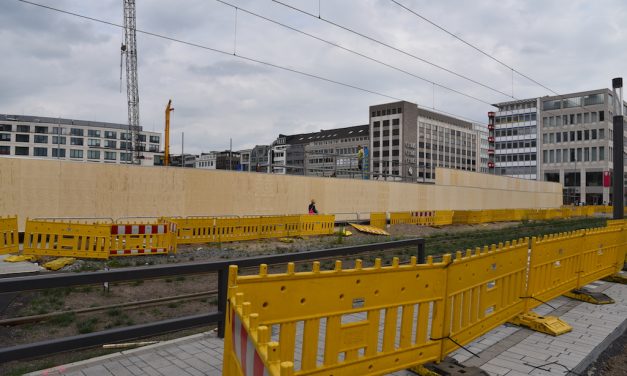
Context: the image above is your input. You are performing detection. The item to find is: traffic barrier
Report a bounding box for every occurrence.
[369,212,387,229]
[223,224,627,374]
[169,215,333,244]
[390,211,452,226]
[109,223,177,257]
[0,216,19,255]
[24,219,111,259]
[224,240,531,375]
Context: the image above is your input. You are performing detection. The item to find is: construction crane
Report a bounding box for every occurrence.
[164,100,173,166]
[121,0,140,164]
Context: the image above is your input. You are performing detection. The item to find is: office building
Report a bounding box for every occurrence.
[0,114,162,166]
[369,101,480,182]
[492,88,627,204]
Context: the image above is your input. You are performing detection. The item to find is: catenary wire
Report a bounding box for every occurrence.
[388,0,561,96]
[215,0,495,106]
[15,0,487,124]
[272,0,515,99]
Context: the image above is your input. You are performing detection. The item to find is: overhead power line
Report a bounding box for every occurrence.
[272,0,515,99]
[15,0,487,124]
[388,0,560,96]
[216,0,494,106]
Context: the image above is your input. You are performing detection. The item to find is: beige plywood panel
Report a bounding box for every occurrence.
[0,158,562,230]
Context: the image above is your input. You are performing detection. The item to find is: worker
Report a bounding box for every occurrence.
[357,145,364,171]
[308,199,318,214]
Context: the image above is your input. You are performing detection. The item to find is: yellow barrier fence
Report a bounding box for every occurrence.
[224,240,533,375]
[369,212,387,229]
[109,222,177,257]
[0,216,19,255]
[390,211,453,226]
[24,220,111,259]
[170,215,334,244]
[224,224,627,375]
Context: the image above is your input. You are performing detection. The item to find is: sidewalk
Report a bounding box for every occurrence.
[27,279,627,376]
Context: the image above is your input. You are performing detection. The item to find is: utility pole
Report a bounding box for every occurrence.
[612,77,624,219]
[122,0,140,164]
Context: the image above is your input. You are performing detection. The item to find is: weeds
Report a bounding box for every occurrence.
[48,312,76,327]
[76,318,98,334]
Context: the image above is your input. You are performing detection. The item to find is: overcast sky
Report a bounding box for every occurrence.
[1,0,626,154]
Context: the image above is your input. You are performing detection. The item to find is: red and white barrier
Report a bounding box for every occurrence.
[109,248,166,256]
[232,312,269,376]
[111,224,167,235]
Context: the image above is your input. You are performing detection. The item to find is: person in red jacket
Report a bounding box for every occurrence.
[308,199,318,214]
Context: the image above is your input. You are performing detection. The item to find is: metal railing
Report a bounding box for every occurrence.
[0,238,425,363]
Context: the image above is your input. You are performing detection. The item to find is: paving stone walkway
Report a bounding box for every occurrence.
[27,279,627,376]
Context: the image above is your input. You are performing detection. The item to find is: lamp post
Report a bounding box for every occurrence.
[612,77,624,219]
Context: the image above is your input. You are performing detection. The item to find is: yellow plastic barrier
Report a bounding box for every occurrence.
[0,216,19,255]
[224,240,531,375]
[607,219,627,227]
[169,217,218,244]
[299,215,335,236]
[523,231,585,311]
[369,212,387,229]
[441,240,528,355]
[24,219,111,259]
[109,223,177,257]
[433,210,454,226]
[579,226,626,286]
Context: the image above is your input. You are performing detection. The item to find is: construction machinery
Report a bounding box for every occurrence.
[164,100,173,166]
[121,0,140,163]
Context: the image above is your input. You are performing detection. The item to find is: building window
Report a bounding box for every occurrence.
[599,129,605,139]
[17,125,29,133]
[33,147,48,157]
[88,129,101,137]
[70,149,83,159]
[105,131,117,139]
[0,124,11,132]
[105,151,116,160]
[15,146,29,156]
[34,126,48,134]
[149,135,160,143]
[0,145,9,155]
[34,135,48,143]
[70,128,84,136]
[70,137,84,146]
[599,147,605,161]
[392,118,400,126]
[0,133,10,142]
[583,93,604,106]
[599,111,604,121]
[52,136,66,145]
[52,148,66,158]
[104,140,117,149]
[138,134,146,142]
[120,152,131,162]
[88,139,100,147]
[87,150,100,159]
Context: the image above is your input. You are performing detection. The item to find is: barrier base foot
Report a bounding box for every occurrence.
[602,272,627,284]
[409,358,488,376]
[563,288,614,304]
[509,312,572,336]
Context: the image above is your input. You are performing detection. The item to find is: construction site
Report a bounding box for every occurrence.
[1,0,627,375]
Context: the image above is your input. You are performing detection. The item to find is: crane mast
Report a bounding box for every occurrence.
[122,0,140,163]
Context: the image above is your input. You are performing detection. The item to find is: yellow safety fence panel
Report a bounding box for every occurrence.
[24,219,111,259]
[579,226,627,286]
[433,211,454,226]
[442,240,528,355]
[607,219,627,227]
[109,223,177,257]
[225,258,449,376]
[523,231,585,311]
[169,217,218,244]
[369,212,387,229]
[300,215,335,236]
[0,216,19,255]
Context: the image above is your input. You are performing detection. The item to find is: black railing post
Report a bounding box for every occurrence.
[417,240,426,264]
[217,268,228,338]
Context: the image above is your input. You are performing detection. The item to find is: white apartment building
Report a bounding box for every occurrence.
[0,114,162,166]
[195,152,217,169]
